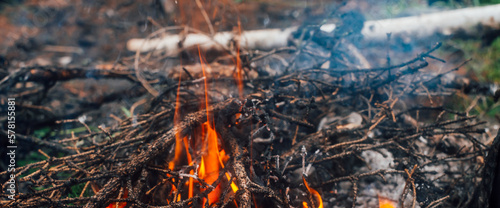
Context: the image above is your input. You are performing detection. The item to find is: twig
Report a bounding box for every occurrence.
[426,195,450,208]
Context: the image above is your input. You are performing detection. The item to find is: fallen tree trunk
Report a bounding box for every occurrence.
[127,4,500,53]
[361,3,500,40]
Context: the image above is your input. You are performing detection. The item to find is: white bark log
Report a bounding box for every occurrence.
[362,3,500,40]
[127,4,500,53]
[127,27,298,54]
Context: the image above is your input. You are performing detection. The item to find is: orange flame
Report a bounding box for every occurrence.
[198,47,220,205]
[234,19,244,98]
[169,72,185,171]
[199,47,238,204]
[183,136,194,199]
[165,46,238,206]
[167,65,193,202]
[199,122,223,205]
[302,177,323,208]
[378,195,397,208]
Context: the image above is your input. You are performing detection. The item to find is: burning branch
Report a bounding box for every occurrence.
[216,126,251,208]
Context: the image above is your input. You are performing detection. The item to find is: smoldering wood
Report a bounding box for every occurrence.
[216,126,251,208]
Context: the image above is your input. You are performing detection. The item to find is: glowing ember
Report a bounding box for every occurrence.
[106,188,128,208]
[302,177,323,208]
[378,195,397,208]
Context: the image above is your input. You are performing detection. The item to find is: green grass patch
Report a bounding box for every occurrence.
[67,182,92,198]
[441,37,500,83]
[477,0,500,5]
[34,126,99,139]
[17,151,45,167]
[17,151,46,177]
[481,38,500,82]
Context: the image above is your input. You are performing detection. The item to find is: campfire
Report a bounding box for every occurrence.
[1,1,500,208]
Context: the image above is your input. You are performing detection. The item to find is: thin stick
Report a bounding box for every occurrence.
[194,0,215,36]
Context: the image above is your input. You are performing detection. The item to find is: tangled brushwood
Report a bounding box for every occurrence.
[1,28,500,208]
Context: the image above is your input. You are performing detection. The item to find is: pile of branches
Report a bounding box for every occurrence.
[1,29,500,208]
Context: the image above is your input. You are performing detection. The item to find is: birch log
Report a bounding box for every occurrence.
[127,4,500,53]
